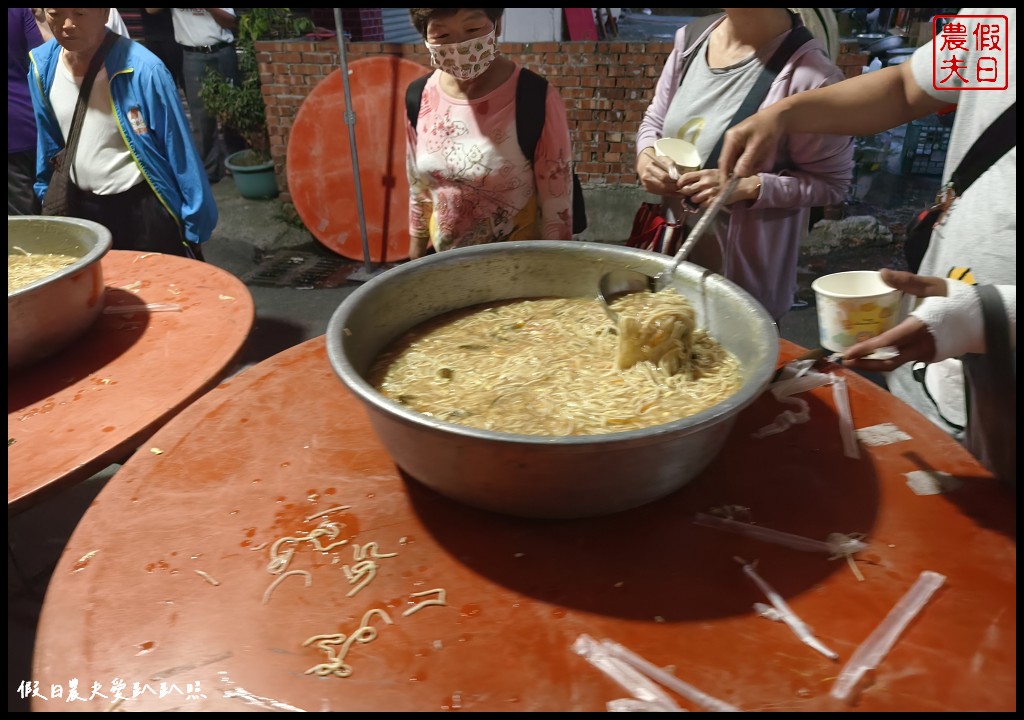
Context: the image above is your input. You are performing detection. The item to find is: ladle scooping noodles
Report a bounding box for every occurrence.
[612,287,697,374]
[368,288,743,437]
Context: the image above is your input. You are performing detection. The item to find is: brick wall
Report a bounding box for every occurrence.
[259,38,864,205]
[257,38,673,204]
[836,40,867,79]
[340,8,384,42]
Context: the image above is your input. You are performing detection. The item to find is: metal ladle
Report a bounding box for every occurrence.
[598,174,741,324]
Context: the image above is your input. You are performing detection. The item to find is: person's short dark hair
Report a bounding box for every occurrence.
[409,8,505,39]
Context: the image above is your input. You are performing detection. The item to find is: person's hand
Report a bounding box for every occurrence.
[636,150,683,197]
[677,170,758,208]
[408,237,430,261]
[717,106,786,183]
[842,269,948,372]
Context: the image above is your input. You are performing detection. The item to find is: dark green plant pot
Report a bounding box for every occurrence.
[225,150,279,200]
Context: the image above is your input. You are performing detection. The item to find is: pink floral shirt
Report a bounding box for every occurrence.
[406,66,573,253]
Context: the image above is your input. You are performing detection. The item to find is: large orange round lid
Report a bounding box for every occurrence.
[287,56,427,262]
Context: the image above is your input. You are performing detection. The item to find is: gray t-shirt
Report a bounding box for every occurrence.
[659,32,787,266]
[890,8,1016,437]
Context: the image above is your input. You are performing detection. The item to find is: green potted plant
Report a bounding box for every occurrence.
[198,8,313,198]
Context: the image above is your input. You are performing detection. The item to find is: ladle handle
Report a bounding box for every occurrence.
[668,174,741,276]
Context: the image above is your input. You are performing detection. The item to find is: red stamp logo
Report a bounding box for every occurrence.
[932,14,1009,90]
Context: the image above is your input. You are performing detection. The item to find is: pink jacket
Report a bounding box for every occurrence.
[637,17,854,320]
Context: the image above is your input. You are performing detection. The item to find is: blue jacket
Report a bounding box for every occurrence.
[28,33,217,244]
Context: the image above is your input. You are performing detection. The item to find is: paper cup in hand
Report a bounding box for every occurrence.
[655,138,701,181]
[811,271,902,352]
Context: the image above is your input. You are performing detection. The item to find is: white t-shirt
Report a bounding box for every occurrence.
[107,9,131,39]
[888,8,1016,435]
[50,51,141,195]
[171,8,235,48]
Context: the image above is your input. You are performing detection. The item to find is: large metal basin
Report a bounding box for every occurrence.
[8,216,112,371]
[326,241,778,519]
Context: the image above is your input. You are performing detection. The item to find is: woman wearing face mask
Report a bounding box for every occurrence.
[405,8,574,259]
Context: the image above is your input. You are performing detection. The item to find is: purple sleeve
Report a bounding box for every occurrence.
[753,55,855,210]
[24,8,45,48]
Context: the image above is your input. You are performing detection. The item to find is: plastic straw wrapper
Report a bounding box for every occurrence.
[103,303,182,314]
[739,560,839,661]
[830,570,946,702]
[751,396,810,438]
[753,366,833,438]
[596,637,740,712]
[831,373,860,459]
[573,634,684,712]
[607,698,688,712]
[693,514,868,558]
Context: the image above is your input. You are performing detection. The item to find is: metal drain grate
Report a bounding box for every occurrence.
[240,250,368,289]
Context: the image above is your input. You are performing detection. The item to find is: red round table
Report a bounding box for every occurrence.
[8,250,254,514]
[287,57,425,263]
[29,337,1015,711]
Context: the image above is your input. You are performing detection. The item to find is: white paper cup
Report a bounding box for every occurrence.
[811,271,902,352]
[654,137,701,179]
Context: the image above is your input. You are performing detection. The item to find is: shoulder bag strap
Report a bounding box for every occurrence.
[704,19,814,169]
[56,31,119,179]
[677,13,725,86]
[404,72,431,129]
[949,102,1016,195]
[961,285,1016,488]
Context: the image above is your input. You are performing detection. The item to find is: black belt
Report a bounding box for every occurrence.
[182,40,233,54]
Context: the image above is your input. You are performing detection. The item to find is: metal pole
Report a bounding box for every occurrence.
[332,8,374,276]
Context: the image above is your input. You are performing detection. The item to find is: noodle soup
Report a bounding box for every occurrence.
[369,288,743,436]
[8,252,79,293]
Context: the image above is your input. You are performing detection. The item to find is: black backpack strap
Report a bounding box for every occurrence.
[405,73,431,129]
[950,102,1016,195]
[677,13,724,86]
[704,22,815,169]
[514,67,587,233]
[515,67,548,161]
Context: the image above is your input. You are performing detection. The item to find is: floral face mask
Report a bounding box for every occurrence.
[425,28,498,81]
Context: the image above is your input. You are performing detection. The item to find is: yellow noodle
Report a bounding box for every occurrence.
[8,252,78,293]
[303,626,376,678]
[369,289,742,436]
[302,610,393,678]
[262,569,312,605]
[402,588,448,617]
[306,523,350,552]
[266,536,299,575]
[195,570,221,586]
[343,559,377,597]
[352,542,398,561]
[305,505,351,522]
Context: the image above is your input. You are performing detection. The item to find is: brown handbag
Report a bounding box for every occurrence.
[42,32,118,217]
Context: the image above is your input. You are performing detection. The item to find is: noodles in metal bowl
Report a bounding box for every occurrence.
[326,241,778,519]
[8,216,112,371]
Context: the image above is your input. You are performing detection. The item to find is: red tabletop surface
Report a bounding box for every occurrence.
[286,57,425,264]
[8,250,254,514]
[30,337,1015,712]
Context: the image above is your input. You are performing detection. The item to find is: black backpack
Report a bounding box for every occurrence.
[405,68,588,235]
